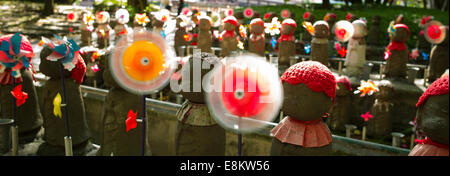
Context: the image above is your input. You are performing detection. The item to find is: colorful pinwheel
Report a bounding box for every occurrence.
[422,51,429,61]
[265,17,281,36]
[10,84,28,107]
[126,110,137,132]
[239,25,247,39]
[410,48,419,60]
[361,111,374,122]
[67,12,79,23]
[39,35,82,71]
[115,9,130,24]
[244,8,254,18]
[53,93,62,118]
[0,33,33,79]
[90,64,99,73]
[237,40,244,50]
[337,46,347,58]
[302,21,315,35]
[82,12,95,32]
[263,13,271,21]
[270,37,277,49]
[281,9,290,19]
[135,13,150,26]
[354,80,379,97]
[304,44,311,54]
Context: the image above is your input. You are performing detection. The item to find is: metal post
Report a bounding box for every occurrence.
[11,78,18,156]
[141,95,147,156]
[379,64,384,80]
[391,132,405,147]
[11,126,18,156]
[338,61,343,76]
[345,124,356,138]
[237,117,242,156]
[60,63,73,156]
[362,126,367,141]
[410,134,415,149]
[64,136,73,156]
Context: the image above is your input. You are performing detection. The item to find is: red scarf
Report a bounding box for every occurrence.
[415,137,449,149]
[387,41,406,51]
[70,55,86,84]
[220,30,235,39]
[277,34,295,42]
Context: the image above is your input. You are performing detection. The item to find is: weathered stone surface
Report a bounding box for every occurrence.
[0,69,43,141]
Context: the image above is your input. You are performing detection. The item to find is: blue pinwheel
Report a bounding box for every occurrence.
[421,51,429,61]
[304,44,311,54]
[0,33,33,79]
[270,36,277,49]
[40,35,82,71]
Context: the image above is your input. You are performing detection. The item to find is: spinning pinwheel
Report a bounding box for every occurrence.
[333,20,354,42]
[205,54,283,156]
[424,20,446,44]
[110,30,176,155]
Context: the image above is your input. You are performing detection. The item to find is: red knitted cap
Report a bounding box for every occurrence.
[416,75,449,107]
[337,76,352,91]
[223,16,238,27]
[281,61,336,99]
[394,24,410,36]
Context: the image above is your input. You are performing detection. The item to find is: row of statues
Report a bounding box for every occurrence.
[0,7,448,156]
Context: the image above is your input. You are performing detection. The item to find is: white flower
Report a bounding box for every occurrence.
[265,17,281,36]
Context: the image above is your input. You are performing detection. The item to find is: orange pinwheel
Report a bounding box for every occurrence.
[354,80,378,97]
[302,21,315,35]
[10,85,28,107]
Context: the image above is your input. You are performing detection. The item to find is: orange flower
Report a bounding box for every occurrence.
[354,80,378,97]
[183,34,190,42]
[302,21,315,35]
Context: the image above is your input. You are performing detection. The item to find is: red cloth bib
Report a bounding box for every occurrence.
[271,116,332,147]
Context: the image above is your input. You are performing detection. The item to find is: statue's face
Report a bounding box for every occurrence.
[314,24,329,38]
[180,53,219,103]
[392,27,409,42]
[352,23,367,38]
[250,23,264,34]
[176,18,183,28]
[375,85,393,100]
[416,94,449,145]
[281,24,295,35]
[224,23,236,31]
[199,19,211,30]
[335,82,350,96]
[282,83,333,121]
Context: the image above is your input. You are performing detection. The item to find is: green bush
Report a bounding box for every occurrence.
[237,4,449,48]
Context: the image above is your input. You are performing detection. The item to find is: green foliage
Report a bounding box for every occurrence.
[237,4,449,48]
[92,0,158,26]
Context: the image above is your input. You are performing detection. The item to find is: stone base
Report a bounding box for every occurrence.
[36,140,99,156]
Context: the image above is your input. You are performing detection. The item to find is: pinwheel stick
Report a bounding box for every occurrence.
[59,62,73,156]
[141,95,147,156]
[237,117,242,156]
[11,78,19,156]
